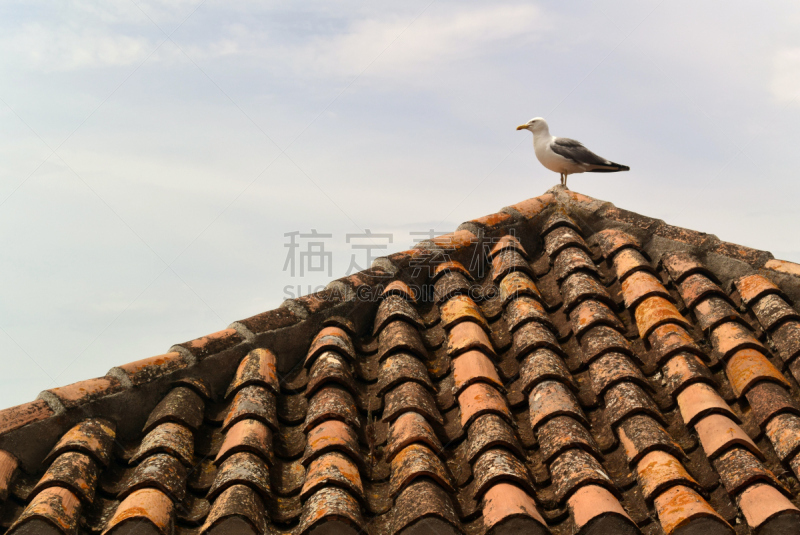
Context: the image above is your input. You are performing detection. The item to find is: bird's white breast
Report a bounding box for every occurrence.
[533,136,584,175]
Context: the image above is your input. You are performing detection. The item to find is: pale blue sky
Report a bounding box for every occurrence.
[2,1,800,407]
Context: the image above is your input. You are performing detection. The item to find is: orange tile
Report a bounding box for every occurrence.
[432,259,472,281]
[613,248,653,281]
[766,259,800,278]
[180,327,243,358]
[452,350,503,395]
[528,380,585,430]
[594,228,640,259]
[226,348,279,397]
[216,419,272,465]
[43,418,116,467]
[735,274,782,306]
[694,413,762,461]
[568,484,635,533]
[709,321,765,360]
[0,399,53,435]
[483,482,546,532]
[488,234,528,259]
[653,485,731,535]
[431,229,478,253]
[635,451,698,502]
[509,194,556,219]
[440,295,487,331]
[634,296,689,339]
[47,376,124,409]
[10,487,81,534]
[621,271,669,309]
[725,348,788,397]
[448,321,495,357]
[301,451,363,500]
[103,487,173,534]
[676,382,736,427]
[0,449,18,501]
[381,280,417,303]
[116,352,187,387]
[458,383,510,428]
[737,483,800,531]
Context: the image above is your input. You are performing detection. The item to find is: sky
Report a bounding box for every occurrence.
[1,1,800,407]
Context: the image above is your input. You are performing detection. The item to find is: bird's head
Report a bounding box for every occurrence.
[516,117,548,135]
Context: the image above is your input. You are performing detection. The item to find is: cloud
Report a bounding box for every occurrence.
[771,47,800,106]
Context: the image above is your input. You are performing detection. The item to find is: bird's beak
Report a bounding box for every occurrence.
[516,124,528,131]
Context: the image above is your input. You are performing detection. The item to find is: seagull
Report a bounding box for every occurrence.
[516,117,629,188]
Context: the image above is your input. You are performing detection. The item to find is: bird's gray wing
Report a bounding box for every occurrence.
[550,137,611,166]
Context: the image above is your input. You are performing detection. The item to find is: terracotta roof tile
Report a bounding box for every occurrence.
[307,351,357,396]
[216,418,272,465]
[764,413,800,461]
[225,348,279,398]
[694,413,762,461]
[512,320,562,359]
[10,191,800,534]
[736,483,800,533]
[519,348,573,394]
[491,249,534,282]
[561,272,613,312]
[594,228,639,259]
[618,414,683,466]
[550,448,616,502]
[570,299,625,339]
[391,479,459,534]
[378,320,427,361]
[677,382,738,427]
[635,450,699,502]
[452,350,503,395]
[222,385,277,432]
[529,380,587,430]
[386,412,441,463]
[648,323,705,364]
[129,423,193,468]
[9,486,82,535]
[431,260,472,281]
[373,295,424,334]
[304,386,360,432]
[504,296,551,332]
[709,321,765,360]
[383,381,442,426]
[635,296,691,339]
[653,485,731,535]
[473,447,533,499]
[301,451,362,501]
[458,383,510,428]
[589,352,648,396]
[771,320,800,364]
[544,226,590,258]
[567,484,637,534]
[43,418,115,467]
[440,295,487,330]
[498,271,542,306]
[448,320,495,358]
[466,414,525,463]
[662,352,716,398]
[713,447,786,496]
[143,386,204,433]
[621,270,671,310]
[482,482,547,533]
[305,326,356,367]
[119,452,187,502]
[745,381,800,427]
[537,415,599,463]
[735,273,784,305]
[752,293,800,331]
[201,484,267,534]
[553,246,597,282]
[692,296,741,332]
[390,444,453,497]
[103,487,173,534]
[579,325,633,364]
[725,348,789,397]
[377,353,434,396]
[381,280,417,302]
[612,248,655,282]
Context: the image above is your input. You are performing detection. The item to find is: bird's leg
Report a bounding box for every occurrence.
[560,173,564,186]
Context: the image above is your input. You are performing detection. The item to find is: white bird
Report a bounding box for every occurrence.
[516,117,629,189]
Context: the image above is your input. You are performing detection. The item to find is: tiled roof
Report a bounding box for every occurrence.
[3,186,800,534]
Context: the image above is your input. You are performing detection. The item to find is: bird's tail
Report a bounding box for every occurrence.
[588,161,629,173]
